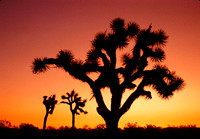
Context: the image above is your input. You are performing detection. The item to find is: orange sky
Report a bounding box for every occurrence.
[0,0,200,129]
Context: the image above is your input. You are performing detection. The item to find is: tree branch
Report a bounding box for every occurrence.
[110,50,117,69]
[99,52,110,68]
[119,89,140,116]
[119,74,152,116]
[89,83,110,118]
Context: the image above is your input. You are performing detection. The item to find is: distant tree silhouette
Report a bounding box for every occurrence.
[32,18,185,130]
[61,90,87,129]
[42,95,57,130]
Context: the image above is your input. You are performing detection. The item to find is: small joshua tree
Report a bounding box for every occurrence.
[42,94,57,130]
[61,90,87,129]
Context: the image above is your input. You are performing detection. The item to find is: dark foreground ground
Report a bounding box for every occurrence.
[1,127,200,137]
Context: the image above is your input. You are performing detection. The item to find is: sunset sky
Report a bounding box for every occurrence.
[0,0,200,129]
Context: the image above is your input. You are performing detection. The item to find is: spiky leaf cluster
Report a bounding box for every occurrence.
[43,95,57,114]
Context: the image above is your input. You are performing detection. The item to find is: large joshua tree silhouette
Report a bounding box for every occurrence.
[42,95,57,130]
[32,18,184,130]
[61,90,87,129]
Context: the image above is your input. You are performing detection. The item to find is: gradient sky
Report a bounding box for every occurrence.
[0,0,200,129]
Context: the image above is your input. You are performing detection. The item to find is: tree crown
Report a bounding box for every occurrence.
[33,17,184,109]
[61,90,88,115]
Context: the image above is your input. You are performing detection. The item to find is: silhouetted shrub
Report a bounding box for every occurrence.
[145,124,162,129]
[95,124,106,130]
[19,123,39,131]
[0,123,199,137]
[124,122,138,129]
[46,126,57,130]
[82,125,91,130]
[0,119,12,128]
[58,126,70,131]
[178,124,197,129]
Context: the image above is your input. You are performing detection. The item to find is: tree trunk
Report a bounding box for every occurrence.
[105,115,120,132]
[92,84,123,131]
[43,111,48,130]
[72,113,75,129]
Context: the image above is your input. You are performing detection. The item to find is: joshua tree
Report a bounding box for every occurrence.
[32,18,184,130]
[61,90,87,129]
[42,95,57,130]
